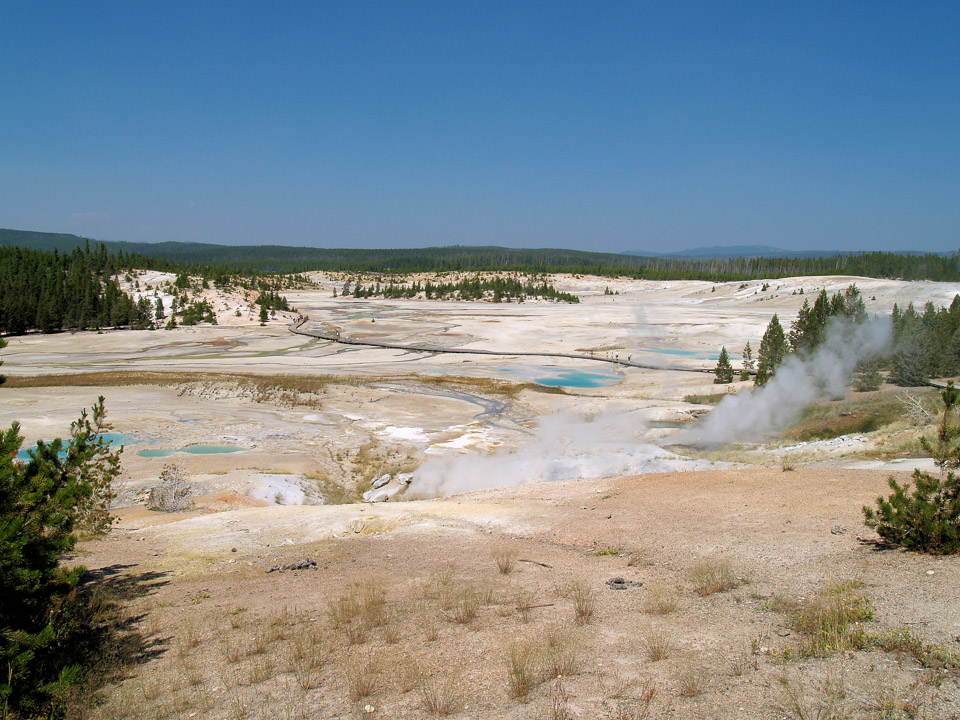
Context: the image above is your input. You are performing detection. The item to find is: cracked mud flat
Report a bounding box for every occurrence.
[5,274,960,718]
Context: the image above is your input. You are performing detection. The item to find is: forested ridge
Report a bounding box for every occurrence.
[0,244,146,334]
[2,228,957,280]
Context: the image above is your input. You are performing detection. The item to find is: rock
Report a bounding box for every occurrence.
[285,558,317,571]
[363,488,392,503]
[371,474,391,489]
[606,577,643,590]
[266,558,316,573]
[831,524,846,535]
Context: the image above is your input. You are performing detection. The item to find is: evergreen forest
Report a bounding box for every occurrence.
[2,228,958,280]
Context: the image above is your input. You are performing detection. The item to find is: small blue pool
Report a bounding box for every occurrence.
[497,365,621,388]
[136,444,246,458]
[16,432,138,461]
[534,370,619,388]
[185,444,245,455]
[137,448,177,458]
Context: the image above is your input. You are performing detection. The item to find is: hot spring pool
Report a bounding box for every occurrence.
[136,444,246,458]
[533,370,620,388]
[16,432,140,461]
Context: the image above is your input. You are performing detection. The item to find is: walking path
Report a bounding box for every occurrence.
[290,317,714,374]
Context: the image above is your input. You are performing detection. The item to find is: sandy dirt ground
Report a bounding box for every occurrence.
[4,273,960,718]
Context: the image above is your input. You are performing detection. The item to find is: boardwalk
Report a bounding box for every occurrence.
[290,317,714,374]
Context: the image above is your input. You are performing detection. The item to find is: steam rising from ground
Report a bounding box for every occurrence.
[409,410,715,497]
[683,316,892,446]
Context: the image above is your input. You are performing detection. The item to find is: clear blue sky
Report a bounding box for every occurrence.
[2,1,958,252]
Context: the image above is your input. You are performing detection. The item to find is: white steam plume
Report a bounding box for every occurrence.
[409,410,713,497]
[683,315,892,446]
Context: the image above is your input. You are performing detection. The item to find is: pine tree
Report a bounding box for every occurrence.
[0,398,122,714]
[714,346,734,384]
[740,341,754,380]
[864,382,960,553]
[259,305,268,326]
[853,359,883,392]
[755,314,787,386]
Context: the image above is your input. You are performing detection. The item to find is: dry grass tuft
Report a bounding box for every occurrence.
[688,557,741,596]
[599,664,631,699]
[515,590,535,623]
[492,544,518,574]
[548,676,571,720]
[328,580,388,643]
[344,653,379,701]
[787,580,872,657]
[570,581,595,625]
[676,666,707,697]
[448,585,482,624]
[540,625,580,680]
[418,673,463,716]
[728,653,756,677]
[642,586,679,615]
[641,630,674,662]
[247,627,270,656]
[774,673,849,720]
[423,618,440,642]
[506,641,537,700]
[246,657,275,685]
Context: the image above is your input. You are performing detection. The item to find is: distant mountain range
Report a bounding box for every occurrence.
[622,244,953,259]
[1,228,956,280]
[2,229,948,261]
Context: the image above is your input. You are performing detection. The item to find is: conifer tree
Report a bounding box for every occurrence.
[0,398,122,714]
[864,382,960,553]
[853,359,883,392]
[0,337,6,385]
[740,341,754,380]
[713,346,734,384]
[755,314,787,386]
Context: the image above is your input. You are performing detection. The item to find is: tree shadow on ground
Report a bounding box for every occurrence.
[61,564,173,716]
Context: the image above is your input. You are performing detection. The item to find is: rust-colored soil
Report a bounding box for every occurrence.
[81,467,960,719]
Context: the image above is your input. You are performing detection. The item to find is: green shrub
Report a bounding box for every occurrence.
[864,382,960,553]
[0,397,122,717]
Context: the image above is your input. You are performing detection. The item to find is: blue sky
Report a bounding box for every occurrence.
[2,2,958,252]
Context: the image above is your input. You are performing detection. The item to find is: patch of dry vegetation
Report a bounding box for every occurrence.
[688,557,742,596]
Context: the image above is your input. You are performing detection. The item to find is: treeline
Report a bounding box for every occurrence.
[256,291,292,311]
[0,245,149,334]
[340,275,579,303]
[717,285,960,388]
[889,299,960,385]
[0,243,308,335]
[2,229,958,280]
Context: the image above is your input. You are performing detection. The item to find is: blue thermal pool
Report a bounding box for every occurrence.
[534,370,619,388]
[16,432,139,460]
[497,365,621,388]
[136,444,246,458]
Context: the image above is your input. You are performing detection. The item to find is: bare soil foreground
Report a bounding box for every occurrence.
[5,273,960,718]
[79,467,959,720]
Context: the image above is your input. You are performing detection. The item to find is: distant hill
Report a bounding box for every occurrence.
[1,228,957,281]
[622,244,951,259]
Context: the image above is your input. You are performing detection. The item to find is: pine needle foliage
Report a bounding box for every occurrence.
[713,346,734,384]
[863,381,960,553]
[0,397,122,716]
